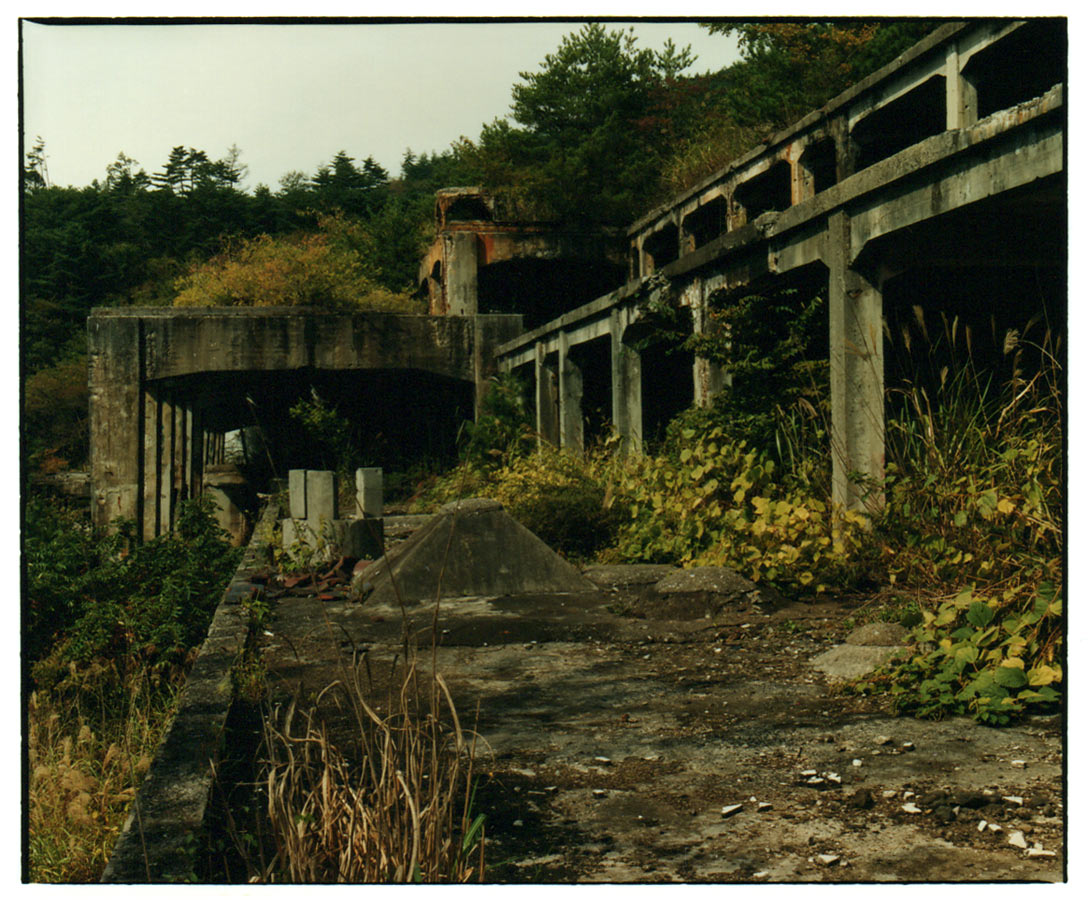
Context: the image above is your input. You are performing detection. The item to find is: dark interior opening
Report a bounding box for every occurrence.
[626,308,694,447]
[682,195,729,250]
[569,337,612,447]
[966,19,1066,120]
[444,195,492,223]
[733,159,792,222]
[642,223,680,272]
[176,368,476,503]
[852,75,946,172]
[477,257,625,329]
[801,137,838,196]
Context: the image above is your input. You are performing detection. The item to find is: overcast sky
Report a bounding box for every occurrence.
[20,19,743,191]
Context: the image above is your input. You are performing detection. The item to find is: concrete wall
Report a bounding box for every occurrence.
[89,309,522,539]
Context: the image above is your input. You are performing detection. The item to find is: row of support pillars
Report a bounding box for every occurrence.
[139,387,230,541]
[512,248,887,514]
[87,312,231,541]
[522,287,722,457]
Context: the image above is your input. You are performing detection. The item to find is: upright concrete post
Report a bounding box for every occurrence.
[355,467,383,517]
[306,470,338,537]
[446,232,478,316]
[143,390,163,540]
[288,469,308,519]
[534,342,559,445]
[88,314,144,533]
[945,43,978,129]
[690,281,728,408]
[827,211,885,513]
[610,307,642,453]
[159,397,176,536]
[557,330,584,452]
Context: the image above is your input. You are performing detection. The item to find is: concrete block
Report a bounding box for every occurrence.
[355,467,383,517]
[288,469,307,519]
[305,470,338,525]
[340,517,385,559]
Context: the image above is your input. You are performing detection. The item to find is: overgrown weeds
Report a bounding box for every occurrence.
[242,657,484,883]
[27,665,179,882]
[25,493,241,882]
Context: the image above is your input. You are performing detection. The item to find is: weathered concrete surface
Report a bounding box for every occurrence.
[87,309,523,538]
[354,498,596,606]
[102,503,279,883]
[258,582,1063,883]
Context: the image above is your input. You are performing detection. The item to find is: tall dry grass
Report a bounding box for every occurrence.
[26,664,178,882]
[242,655,484,883]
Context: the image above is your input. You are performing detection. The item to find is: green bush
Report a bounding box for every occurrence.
[490,444,620,560]
[27,495,241,685]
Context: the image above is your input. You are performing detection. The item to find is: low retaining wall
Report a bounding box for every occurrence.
[100,502,279,883]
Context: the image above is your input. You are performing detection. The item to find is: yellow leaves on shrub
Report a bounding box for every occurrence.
[173,214,422,313]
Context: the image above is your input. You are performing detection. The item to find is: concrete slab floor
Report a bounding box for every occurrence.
[256,585,1063,884]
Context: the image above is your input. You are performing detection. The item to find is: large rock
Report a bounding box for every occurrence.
[352,498,597,606]
[643,565,784,618]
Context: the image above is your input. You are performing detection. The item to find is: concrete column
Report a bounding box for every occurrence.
[181,404,193,508]
[305,470,338,536]
[88,315,144,532]
[355,467,383,517]
[690,281,728,408]
[445,232,478,316]
[143,390,163,540]
[288,469,308,519]
[827,211,885,514]
[159,397,176,536]
[945,43,978,130]
[610,308,642,452]
[557,330,584,452]
[534,342,559,445]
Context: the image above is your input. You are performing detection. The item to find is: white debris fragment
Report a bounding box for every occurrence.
[720,804,743,819]
[544,786,558,794]
[882,790,898,799]
[977,820,988,832]
[592,789,607,798]
[1004,796,1024,806]
[903,791,916,800]
[816,854,840,867]
[874,735,892,745]
[757,802,773,812]
[513,819,524,827]
[753,871,769,878]
[1008,831,1029,849]
[826,773,842,784]
[1027,848,1056,858]
[988,824,1003,833]
[1010,759,1027,769]
[901,741,915,752]
[852,759,863,768]
[594,757,612,765]
[800,770,818,777]
[902,803,922,814]
[807,777,826,786]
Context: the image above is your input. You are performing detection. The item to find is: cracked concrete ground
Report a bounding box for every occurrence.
[257,578,1063,883]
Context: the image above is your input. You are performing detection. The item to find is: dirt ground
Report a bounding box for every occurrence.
[257,567,1064,884]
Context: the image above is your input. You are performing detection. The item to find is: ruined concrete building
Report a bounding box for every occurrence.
[88,20,1065,538]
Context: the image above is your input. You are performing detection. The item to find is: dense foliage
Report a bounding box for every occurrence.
[26,495,242,881]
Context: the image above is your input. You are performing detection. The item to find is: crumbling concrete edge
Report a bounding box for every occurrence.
[100,501,280,883]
